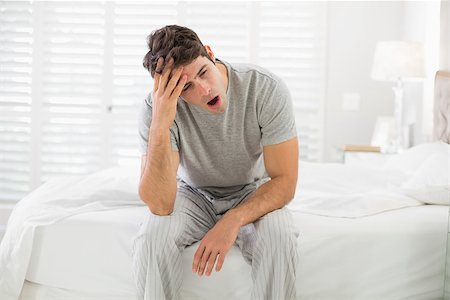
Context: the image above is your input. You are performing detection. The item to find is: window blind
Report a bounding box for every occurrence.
[38,2,106,182]
[256,2,326,162]
[0,1,33,203]
[182,2,251,63]
[0,1,327,203]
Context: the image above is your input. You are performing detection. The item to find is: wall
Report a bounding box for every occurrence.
[323,1,442,162]
[441,0,449,71]
[402,0,440,144]
[323,1,404,162]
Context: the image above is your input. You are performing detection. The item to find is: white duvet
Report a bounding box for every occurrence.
[288,161,420,217]
[289,141,450,217]
[0,142,448,299]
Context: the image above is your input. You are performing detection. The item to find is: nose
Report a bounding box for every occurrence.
[198,81,210,97]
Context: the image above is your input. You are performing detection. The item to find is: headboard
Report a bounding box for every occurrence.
[434,70,450,143]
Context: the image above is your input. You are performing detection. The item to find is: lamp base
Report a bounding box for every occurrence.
[392,79,405,152]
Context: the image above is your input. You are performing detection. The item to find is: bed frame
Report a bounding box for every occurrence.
[439,69,450,299]
[434,70,450,143]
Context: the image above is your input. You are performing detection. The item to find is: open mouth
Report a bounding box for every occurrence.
[207,95,220,106]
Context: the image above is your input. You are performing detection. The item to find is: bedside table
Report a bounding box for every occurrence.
[339,144,397,168]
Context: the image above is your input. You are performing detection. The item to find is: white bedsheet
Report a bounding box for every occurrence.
[296,205,447,299]
[0,143,446,299]
[23,205,448,300]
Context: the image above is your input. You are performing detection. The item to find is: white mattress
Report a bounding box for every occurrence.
[24,205,447,300]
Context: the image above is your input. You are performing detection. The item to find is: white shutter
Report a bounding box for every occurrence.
[0,1,33,203]
[37,2,106,182]
[180,2,251,63]
[256,2,327,161]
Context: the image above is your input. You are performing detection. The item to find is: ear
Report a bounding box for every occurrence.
[204,45,215,61]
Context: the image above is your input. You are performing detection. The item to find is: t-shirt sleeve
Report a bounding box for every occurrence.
[258,77,297,146]
[138,93,180,155]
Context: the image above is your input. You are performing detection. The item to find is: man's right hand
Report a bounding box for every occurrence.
[151,56,187,131]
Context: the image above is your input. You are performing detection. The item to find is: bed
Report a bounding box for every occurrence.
[0,71,449,300]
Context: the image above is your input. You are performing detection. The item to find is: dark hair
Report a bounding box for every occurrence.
[143,25,214,77]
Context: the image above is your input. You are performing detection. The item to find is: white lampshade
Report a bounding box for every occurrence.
[371,41,425,82]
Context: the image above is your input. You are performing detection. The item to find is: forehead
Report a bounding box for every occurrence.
[181,56,210,75]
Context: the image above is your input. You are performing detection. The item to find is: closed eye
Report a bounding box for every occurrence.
[182,66,208,91]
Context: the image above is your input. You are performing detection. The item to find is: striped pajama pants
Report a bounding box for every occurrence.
[131,184,300,300]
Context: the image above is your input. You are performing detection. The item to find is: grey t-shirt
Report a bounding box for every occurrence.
[138,59,297,200]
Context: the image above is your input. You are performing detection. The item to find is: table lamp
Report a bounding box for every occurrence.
[371,41,425,152]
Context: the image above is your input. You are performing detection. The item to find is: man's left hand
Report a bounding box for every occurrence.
[192,213,241,276]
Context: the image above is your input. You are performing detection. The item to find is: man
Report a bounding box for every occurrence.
[133,24,300,300]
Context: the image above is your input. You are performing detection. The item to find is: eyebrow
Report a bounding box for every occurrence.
[183,64,207,89]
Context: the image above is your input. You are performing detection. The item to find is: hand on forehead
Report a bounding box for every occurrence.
[155,56,172,74]
[155,56,185,78]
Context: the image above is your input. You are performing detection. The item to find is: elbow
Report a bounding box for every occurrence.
[147,205,173,216]
[283,187,297,207]
[283,178,297,202]
[286,186,296,202]
[138,186,174,216]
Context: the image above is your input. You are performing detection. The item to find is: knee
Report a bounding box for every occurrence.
[256,209,298,252]
[137,213,183,250]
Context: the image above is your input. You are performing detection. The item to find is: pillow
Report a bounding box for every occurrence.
[384,141,450,175]
[400,152,450,205]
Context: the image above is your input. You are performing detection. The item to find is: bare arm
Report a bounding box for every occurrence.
[225,136,299,226]
[138,56,186,216]
[139,139,180,216]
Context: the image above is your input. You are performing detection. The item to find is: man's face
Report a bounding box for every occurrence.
[179,54,228,114]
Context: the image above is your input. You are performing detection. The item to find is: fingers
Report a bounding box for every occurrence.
[153,56,185,101]
[170,70,187,99]
[167,66,185,98]
[193,244,224,277]
[158,57,174,92]
[198,249,211,276]
[153,57,164,92]
[193,244,217,277]
[192,244,205,273]
[204,250,219,276]
[215,253,226,272]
